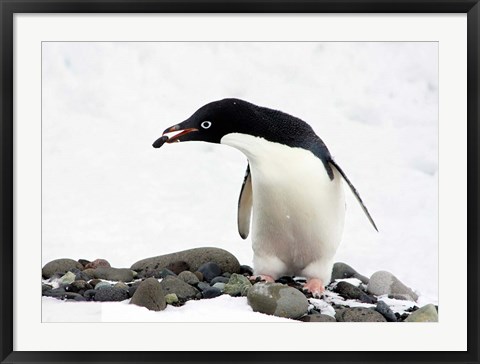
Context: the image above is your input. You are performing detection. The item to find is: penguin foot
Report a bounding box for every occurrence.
[303,278,325,298]
[249,274,275,283]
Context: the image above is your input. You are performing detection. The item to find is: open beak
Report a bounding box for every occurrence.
[162,124,199,143]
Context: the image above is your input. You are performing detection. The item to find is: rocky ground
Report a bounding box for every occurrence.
[41,247,438,322]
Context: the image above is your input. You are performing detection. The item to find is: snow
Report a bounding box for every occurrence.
[41,42,438,322]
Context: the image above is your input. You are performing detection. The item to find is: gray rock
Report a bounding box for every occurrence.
[299,314,336,322]
[375,300,397,322]
[59,271,76,285]
[334,281,376,304]
[178,271,200,286]
[335,307,387,322]
[367,271,418,301]
[247,282,309,319]
[210,276,230,285]
[94,286,129,302]
[160,275,199,301]
[239,265,254,276]
[130,277,167,311]
[42,259,84,278]
[42,284,53,293]
[43,287,83,300]
[197,262,222,282]
[114,282,129,291]
[331,262,369,284]
[94,281,112,290]
[92,267,135,282]
[165,293,179,304]
[130,247,241,276]
[197,282,211,292]
[166,261,190,275]
[83,289,97,300]
[75,271,92,281]
[212,282,226,291]
[85,259,111,269]
[65,280,93,293]
[151,268,176,279]
[202,287,223,299]
[404,304,438,322]
[224,273,252,297]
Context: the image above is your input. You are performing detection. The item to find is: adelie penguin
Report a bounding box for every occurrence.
[155,98,377,297]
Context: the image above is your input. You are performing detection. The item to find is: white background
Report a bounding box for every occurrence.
[15,14,467,351]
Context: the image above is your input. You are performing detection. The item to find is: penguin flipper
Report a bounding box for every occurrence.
[238,163,253,239]
[329,160,379,232]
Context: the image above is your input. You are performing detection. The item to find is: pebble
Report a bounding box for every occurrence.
[75,271,92,282]
[94,286,129,302]
[152,135,169,148]
[130,277,167,311]
[165,293,179,304]
[367,271,418,301]
[42,284,53,293]
[166,261,190,275]
[331,262,370,284]
[160,275,200,302]
[210,276,229,285]
[404,304,438,322]
[194,271,204,281]
[202,287,223,299]
[224,273,252,297]
[88,279,102,287]
[85,259,111,269]
[43,288,83,300]
[212,282,226,291]
[78,259,91,268]
[299,314,336,322]
[375,300,398,322]
[92,267,135,282]
[114,282,129,291]
[178,271,200,285]
[196,282,211,292]
[152,268,177,279]
[247,282,309,319]
[65,280,93,293]
[59,271,76,285]
[197,262,222,282]
[94,281,112,290]
[335,307,387,322]
[239,265,254,276]
[130,247,241,277]
[83,289,97,300]
[42,258,84,279]
[333,281,376,304]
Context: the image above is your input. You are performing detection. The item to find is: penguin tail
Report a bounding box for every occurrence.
[329,160,379,232]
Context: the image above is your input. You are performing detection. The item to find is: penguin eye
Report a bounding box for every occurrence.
[201,121,212,129]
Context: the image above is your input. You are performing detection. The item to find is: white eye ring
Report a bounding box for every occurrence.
[201,121,212,129]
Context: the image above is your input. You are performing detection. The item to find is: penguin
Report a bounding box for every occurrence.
[155,98,377,297]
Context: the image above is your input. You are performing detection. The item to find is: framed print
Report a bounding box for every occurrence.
[1,1,479,363]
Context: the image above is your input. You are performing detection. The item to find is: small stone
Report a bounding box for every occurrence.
[153,268,177,279]
[331,262,369,284]
[42,258,84,279]
[114,282,129,291]
[247,282,309,319]
[222,272,231,278]
[42,284,53,293]
[333,281,377,304]
[65,280,93,293]
[94,281,112,290]
[212,282,226,291]
[166,261,190,275]
[75,271,92,281]
[89,279,102,287]
[210,276,229,285]
[404,304,438,322]
[85,259,111,269]
[197,262,222,282]
[165,293,179,304]
[78,259,91,267]
[194,271,204,281]
[375,301,398,322]
[197,282,211,291]
[92,267,135,282]
[335,307,387,322]
[130,277,167,311]
[367,271,418,301]
[43,288,83,300]
[224,273,253,297]
[178,271,200,286]
[239,265,254,276]
[202,287,223,299]
[83,289,97,300]
[82,269,96,279]
[59,271,76,285]
[95,286,129,302]
[74,295,87,301]
[299,314,336,322]
[160,275,200,302]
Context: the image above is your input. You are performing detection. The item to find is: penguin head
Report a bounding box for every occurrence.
[159,98,259,145]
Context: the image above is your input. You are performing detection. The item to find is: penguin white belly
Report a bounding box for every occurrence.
[221,133,345,282]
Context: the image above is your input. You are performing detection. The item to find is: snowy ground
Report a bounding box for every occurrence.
[42,42,438,321]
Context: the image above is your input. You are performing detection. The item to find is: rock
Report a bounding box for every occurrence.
[247,282,309,319]
[194,271,204,281]
[197,262,222,282]
[178,271,200,286]
[165,293,179,304]
[94,281,112,290]
[333,281,376,304]
[152,268,177,279]
[92,267,135,282]
[83,289,97,300]
[130,277,167,311]
[85,259,111,269]
[43,287,83,300]
[78,259,91,267]
[299,314,336,322]
[224,273,252,297]
[335,307,387,322]
[130,247,241,277]
[42,284,53,293]
[331,262,369,284]
[375,301,397,322]
[42,259,84,278]
[114,282,129,291]
[160,275,200,302]
[94,286,129,302]
[59,271,76,285]
[210,276,229,285]
[65,280,93,293]
[404,304,438,322]
[212,282,226,291]
[166,261,190,275]
[89,279,102,287]
[367,271,418,301]
[74,295,87,301]
[202,287,223,299]
[239,265,254,276]
[197,282,211,292]
[82,269,96,279]
[75,271,92,281]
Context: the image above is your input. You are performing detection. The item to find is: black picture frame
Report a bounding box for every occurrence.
[1,1,479,363]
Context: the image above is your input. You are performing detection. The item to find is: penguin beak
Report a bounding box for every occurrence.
[161,124,199,143]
